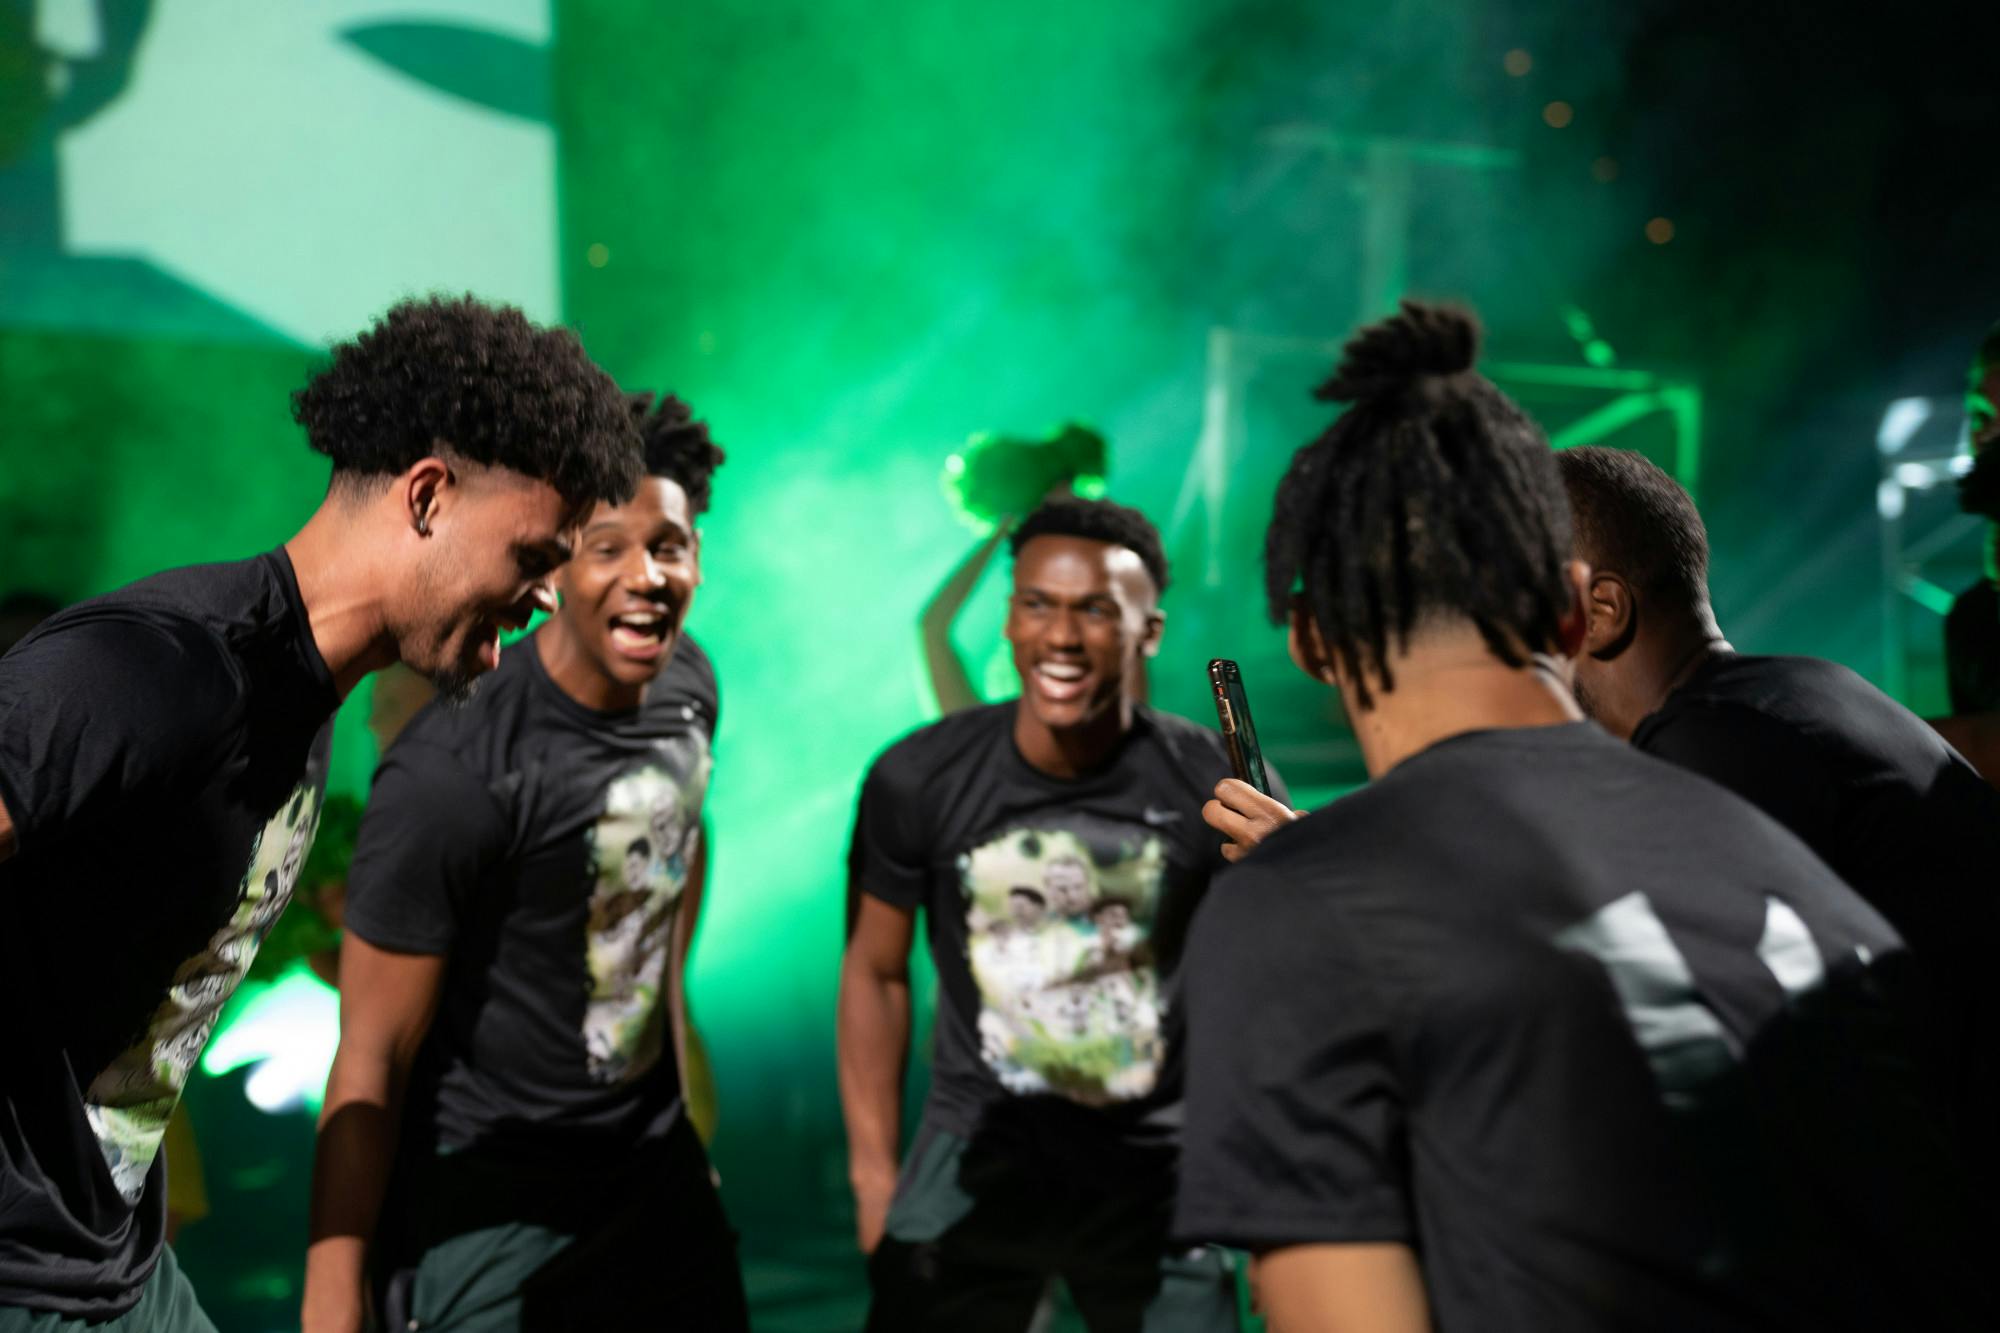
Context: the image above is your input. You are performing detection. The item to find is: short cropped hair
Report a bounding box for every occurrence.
[630,393,726,516]
[1010,496,1170,597]
[292,295,640,510]
[1265,301,1573,705]
[1557,446,1711,610]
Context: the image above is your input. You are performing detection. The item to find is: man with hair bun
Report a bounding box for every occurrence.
[842,495,1284,1331]
[0,294,639,1329]
[303,393,745,1332]
[1178,301,1987,1331]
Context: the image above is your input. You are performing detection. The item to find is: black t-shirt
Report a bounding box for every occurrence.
[850,703,1281,1165]
[1178,723,1989,1331]
[1632,652,2000,1114]
[1945,580,2000,714]
[343,630,718,1164]
[0,551,335,1317]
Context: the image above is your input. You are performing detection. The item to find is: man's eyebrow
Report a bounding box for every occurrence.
[519,537,574,565]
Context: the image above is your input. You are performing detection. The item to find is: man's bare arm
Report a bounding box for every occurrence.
[1252,1243,1432,1333]
[919,524,1013,716]
[837,893,916,1253]
[670,828,718,1142]
[301,936,447,1333]
[0,790,15,863]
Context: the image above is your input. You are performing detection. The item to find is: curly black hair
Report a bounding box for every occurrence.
[291,295,641,510]
[1264,300,1572,707]
[629,392,726,516]
[1010,495,1170,596]
[1558,446,1710,610]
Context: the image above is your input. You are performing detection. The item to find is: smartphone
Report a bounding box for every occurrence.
[1207,658,1271,796]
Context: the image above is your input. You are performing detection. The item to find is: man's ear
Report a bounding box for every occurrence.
[1140,608,1166,659]
[401,455,454,538]
[1580,564,1637,659]
[1285,596,1338,685]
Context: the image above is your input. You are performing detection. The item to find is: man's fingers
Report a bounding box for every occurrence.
[1202,798,1257,841]
[1220,842,1247,863]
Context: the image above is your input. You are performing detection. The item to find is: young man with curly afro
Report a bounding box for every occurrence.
[0,295,639,1331]
[302,396,748,1332]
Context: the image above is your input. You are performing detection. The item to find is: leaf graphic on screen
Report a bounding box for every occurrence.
[340,23,548,124]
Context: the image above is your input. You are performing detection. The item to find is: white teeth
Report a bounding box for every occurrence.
[1038,663,1086,681]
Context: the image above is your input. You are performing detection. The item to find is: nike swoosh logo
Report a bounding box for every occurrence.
[1142,806,1181,826]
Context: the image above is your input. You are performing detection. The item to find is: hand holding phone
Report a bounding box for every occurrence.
[1205,659,1299,861]
[1208,659,1270,796]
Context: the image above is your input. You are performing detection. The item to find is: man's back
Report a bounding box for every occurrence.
[1634,653,2000,1109]
[1179,722,1988,1331]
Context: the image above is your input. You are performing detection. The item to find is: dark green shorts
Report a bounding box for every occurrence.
[0,1249,215,1333]
[866,1124,1240,1333]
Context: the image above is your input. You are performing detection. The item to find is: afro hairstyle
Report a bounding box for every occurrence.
[291,294,641,511]
[628,392,726,516]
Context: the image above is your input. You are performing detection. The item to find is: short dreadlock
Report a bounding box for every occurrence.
[1264,300,1572,706]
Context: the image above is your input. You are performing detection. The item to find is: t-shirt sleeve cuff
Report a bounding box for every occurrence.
[857,874,925,911]
[1172,1199,1413,1252]
[341,909,454,957]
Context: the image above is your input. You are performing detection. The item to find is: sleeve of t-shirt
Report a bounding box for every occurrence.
[681,633,721,738]
[1636,703,1837,849]
[0,613,240,855]
[847,744,932,911]
[1174,854,1413,1250]
[341,740,510,954]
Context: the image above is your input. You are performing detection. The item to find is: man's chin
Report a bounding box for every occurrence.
[428,664,482,709]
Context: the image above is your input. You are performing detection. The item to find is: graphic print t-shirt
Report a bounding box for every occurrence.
[851,704,1275,1158]
[343,631,718,1162]
[0,552,335,1317]
[1632,653,2000,1127]
[1177,724,1990,1332]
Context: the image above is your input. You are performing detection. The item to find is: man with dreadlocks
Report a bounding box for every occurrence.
[302,395,746,1332]
[842,495,1277,1332]
[1176,302,1988,1332]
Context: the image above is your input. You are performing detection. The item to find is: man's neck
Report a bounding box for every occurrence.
[1621,614,1733,737]
[1013,699,1134,779]
[1347,634,1584,779]
[536,620,646,713]
[285,502,398,699]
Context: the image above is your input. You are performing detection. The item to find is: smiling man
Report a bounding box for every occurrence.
[301,394,744,1333]
[840,496,1277,1332]
[0,295,637,1332]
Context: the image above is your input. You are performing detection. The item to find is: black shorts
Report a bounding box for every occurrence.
[866,1123,1239,1333]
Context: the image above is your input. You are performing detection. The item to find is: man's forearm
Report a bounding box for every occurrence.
[837,956,911,1184]
[301,1052,407,1333]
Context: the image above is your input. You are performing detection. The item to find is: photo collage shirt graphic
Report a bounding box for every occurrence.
[83,783,322,1201]
[580,738,711,1084]
[960,814,1168,1105]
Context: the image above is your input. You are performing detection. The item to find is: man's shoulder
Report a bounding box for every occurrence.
[868,703,1014,784]
[643,630,720,728]
[1139,707,1232,767]
[1674,653,1884,719]
[12,589,244,711]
